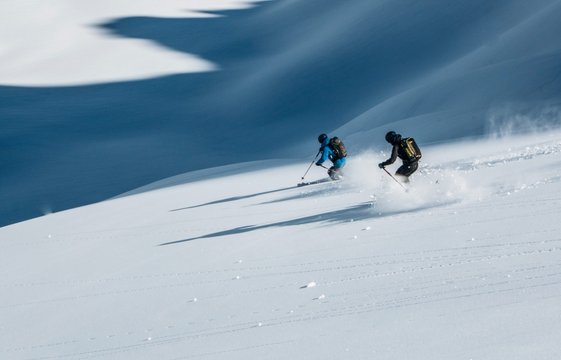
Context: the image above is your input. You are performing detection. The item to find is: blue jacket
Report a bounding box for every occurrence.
[316,137,347,168]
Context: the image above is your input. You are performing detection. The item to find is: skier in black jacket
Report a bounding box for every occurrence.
[378,131,419,182]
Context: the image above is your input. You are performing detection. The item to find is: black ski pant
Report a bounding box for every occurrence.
[396,161,418,178]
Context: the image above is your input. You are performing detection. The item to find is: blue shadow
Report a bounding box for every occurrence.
[0,0,540,226]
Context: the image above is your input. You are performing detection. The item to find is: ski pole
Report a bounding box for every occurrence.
[301,151,321,180]
[382,167,407,191]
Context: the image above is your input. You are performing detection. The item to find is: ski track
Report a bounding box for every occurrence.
[3,237,561,358]
[2,137,561,359]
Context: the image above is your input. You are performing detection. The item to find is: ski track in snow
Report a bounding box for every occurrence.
[2,135,561,359]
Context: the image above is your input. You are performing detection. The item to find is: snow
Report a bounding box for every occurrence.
[2,0,561,226]
[2,0,561,359]
[2,132,561,359]
[0,0,265,86]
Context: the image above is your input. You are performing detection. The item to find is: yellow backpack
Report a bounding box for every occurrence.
[400,137,422,162]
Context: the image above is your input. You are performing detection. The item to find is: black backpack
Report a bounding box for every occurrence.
[329,137,348,159]
[400,137,422,162]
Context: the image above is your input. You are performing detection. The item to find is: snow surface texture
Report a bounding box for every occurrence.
[0,0,264,86]
[2,133,561,359]
[2,2,561,357]
[2,0,561,226]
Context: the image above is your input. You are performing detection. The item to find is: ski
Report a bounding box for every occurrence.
[297,178,341,187]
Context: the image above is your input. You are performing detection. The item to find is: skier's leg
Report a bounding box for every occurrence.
[396,162,418,182]
[329,158,346,180]
[328,166,340,180]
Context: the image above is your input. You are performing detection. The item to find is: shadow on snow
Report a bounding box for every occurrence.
[170,185,297,211]
[159,200,455,246]
[2,0,546,226]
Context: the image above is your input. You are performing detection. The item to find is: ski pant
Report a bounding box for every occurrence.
[396,161,418,178]
[328,157,346,180]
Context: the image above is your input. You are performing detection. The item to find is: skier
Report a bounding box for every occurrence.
[316,133,347,180]
[378,131,421,183]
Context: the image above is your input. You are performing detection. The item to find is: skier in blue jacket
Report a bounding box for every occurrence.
[316,133,347,180]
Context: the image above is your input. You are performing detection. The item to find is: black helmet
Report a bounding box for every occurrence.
[385,131,399,144]
[318,133,328,143]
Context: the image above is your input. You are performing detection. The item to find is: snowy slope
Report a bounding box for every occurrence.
[3,0,561,226]
[337,0,561,146]
[0,0,265,86]
[2,1,561,357]
[2,132,561,359]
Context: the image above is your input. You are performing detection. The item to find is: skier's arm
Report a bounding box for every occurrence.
[316,146,330,165]
[380,144,398,167]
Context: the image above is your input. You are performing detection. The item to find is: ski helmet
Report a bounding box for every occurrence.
[385,131,398,144]
[318,133,328,143]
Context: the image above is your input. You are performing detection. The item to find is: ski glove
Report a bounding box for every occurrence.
[378,162,386,168]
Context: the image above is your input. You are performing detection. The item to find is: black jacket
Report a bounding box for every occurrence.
[382,137,417,166]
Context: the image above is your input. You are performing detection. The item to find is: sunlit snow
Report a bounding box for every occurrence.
[2,1,561,359]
